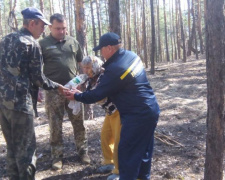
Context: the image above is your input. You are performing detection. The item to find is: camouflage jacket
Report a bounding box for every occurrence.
[0,28,59,115]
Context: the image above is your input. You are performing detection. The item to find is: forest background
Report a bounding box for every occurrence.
[0,0,203,67]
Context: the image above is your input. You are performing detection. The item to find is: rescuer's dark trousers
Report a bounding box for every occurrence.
[118,117,158,180]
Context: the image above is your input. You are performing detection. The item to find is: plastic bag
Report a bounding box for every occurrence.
[68,100,81,115]
[65,74,88,115]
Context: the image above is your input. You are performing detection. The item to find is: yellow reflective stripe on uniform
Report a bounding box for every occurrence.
[120,57,140,80]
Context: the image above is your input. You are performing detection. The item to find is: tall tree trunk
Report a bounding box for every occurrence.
[8,0,18,31]
[169,0,174,62]
[178,0,186,62]
[70,0,75,36]
[90,0,97,56]
[187,0,191,56]
[58,0,63,14]
[204,0,225,179]
[142,0,148,68]
[68,0,72,36]
[150,0,155,74]
[131,0,136,52]
[75,0,91,120]
[157,0,162,62]
[134,0,139,55]
[187,0,191,38]
[104,0,109,27]
[3,1,8,35]
[39,0,46,37]
[0,6,3,38]
[123,15,126,49]
[63,0,66,19]
[49,0,53,15]
[197,0,204,54]
[172,0,177,60]
[163,0,170,62]
[187,12,193,56]
[75,0,87,55]
[95,0,102,38]
[126,0,131,50]
[39,0,44,12]
[108,0,120,36]
[193,0,198,59]
[175,0,181,60]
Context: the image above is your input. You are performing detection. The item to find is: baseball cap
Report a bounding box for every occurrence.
[93,32,121,51]
[21,7,51,25]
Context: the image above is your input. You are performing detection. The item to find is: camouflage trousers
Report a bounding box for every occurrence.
[45,90,88,160]
[0,107,36,180]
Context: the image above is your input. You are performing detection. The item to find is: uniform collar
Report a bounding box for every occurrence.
[102,48,124,68]
[20,28,33,36]
[48,34,68,44]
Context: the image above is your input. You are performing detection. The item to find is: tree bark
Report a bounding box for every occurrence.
[187,0,191,56]
[150,0,155,74]
[39,0,44,12]
[104,0,109,27]
[95,0,102,38]
[108,0,120,36]
[75,0,87,55]
[126,0,131,50]
[0,4,3,38]
[175,0,181,60]
[49,0,53,15]
[142,0,148,68]
[134,0,140,55]
[169,0,174,62]
[63,0,66,19]
[187,0,191,38]
[204,0,225,179]
[172,0,177,60]
[8,0,18,32]
[193,0,198,59]
[90,0,97,56]
[68,0,72,36]
[157,0,162,62]
[178,0,186,62]
[122,14,126,49]
[163,0,170,62]
[197,0,204,54]
[58,0,63,14]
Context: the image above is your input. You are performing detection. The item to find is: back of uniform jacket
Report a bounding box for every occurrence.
[75,49,160,123]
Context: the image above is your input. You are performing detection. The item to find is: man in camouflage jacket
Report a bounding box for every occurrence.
[0,7,65,180]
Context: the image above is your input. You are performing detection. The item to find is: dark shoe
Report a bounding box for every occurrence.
[97,164,115,173]
[52,158,62,170]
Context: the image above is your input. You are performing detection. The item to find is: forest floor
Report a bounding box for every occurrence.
[0,55,210,180]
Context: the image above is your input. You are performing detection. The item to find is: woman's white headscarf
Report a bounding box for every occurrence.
[81,56,104,76]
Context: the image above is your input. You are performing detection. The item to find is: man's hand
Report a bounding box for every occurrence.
[58,84,69,94]
[63,88,82,101]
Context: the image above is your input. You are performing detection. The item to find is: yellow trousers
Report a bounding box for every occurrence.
[101,110,121,175]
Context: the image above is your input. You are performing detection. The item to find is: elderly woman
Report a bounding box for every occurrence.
[81,56,121,180]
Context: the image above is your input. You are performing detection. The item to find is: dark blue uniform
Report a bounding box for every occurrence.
[75,49,160,180]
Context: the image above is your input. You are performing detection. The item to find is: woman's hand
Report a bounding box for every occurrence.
[58,84,69,94]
